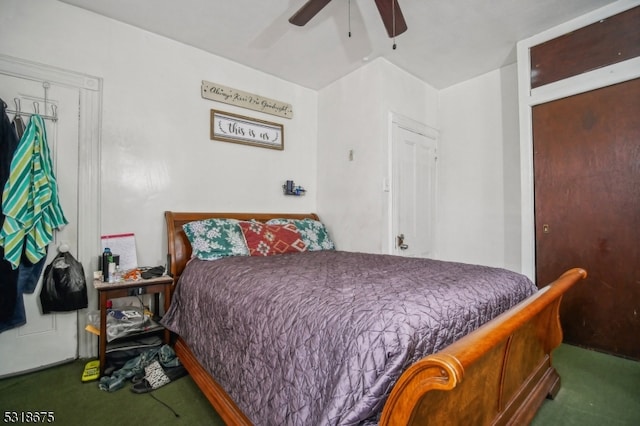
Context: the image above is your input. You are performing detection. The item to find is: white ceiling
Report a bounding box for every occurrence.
[59,0,618,90]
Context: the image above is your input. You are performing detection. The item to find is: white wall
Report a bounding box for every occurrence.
[437,64,521,270]
[316,57,522,269]
[317,58,438,253]
[0,0,318,268]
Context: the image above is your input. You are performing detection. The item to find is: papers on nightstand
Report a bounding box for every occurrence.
[101,233,138,271]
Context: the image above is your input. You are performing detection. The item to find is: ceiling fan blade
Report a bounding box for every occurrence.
[289,0,333,26]
[374,0,408,37]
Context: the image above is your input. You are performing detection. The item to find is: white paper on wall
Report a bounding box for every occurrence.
[100,233,138,271]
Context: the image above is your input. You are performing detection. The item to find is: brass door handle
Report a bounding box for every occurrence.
[397,234,409,250]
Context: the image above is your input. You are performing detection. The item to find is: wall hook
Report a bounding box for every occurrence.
[43,81,50,116]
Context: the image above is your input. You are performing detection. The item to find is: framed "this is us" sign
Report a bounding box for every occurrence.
[210,109,284,150]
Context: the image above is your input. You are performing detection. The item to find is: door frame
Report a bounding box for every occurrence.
[386,111,439,255]
[516,0,640,280]
[0,54,102,358]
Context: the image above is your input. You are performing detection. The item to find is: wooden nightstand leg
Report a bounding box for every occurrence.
[163,282,171,344]
[99,290,108,376]
[153,293,160,317]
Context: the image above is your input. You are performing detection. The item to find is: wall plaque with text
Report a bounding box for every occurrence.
[202,81,293,119]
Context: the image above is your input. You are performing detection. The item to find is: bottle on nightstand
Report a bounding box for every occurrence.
[102,247,113,282]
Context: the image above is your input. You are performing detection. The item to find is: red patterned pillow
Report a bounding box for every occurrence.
[238,221,307,256]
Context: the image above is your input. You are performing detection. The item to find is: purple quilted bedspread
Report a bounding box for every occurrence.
[161,251,536,425]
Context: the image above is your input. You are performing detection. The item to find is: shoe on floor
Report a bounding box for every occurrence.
[130,361,187,394]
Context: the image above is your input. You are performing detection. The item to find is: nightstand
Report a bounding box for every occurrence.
[93,275,174,376]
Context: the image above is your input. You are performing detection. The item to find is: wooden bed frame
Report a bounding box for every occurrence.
[165,211,587,426]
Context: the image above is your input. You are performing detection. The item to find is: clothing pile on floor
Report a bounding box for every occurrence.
[98,344,187,393]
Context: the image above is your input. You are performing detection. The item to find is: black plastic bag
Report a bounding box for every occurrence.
[40,251,88,313]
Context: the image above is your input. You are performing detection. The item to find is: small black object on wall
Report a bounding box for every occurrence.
[283,180,306,196]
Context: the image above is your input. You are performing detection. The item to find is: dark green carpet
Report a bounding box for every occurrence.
[532,344,640,426]
[0,361,223,425]
[1,344,638,425]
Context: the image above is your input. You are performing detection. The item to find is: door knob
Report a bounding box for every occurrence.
[397,234,409,250]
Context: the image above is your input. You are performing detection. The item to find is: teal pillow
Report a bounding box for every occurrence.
[266,218,335,251]
[183,218,249,260]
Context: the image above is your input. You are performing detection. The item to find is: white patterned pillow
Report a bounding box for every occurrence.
[183,218,249,260]
[266,218,335,251]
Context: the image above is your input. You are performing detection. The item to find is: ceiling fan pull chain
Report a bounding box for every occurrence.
[348,0,352,37]
[392,0,397,49]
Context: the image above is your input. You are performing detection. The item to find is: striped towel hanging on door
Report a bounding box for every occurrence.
[0,114,68,269]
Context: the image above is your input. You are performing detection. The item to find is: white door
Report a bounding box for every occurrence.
[0,75,80,377]
[391,121,438,258]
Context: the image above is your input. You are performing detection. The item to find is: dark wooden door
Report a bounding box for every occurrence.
[532,78,640,359]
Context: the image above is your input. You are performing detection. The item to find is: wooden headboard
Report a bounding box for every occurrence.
[164,211,320,282]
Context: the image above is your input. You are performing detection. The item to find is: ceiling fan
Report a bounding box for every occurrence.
[289,0,408,38]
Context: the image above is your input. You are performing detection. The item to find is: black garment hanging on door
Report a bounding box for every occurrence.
[0,99,19,321]
[12,113,26,140]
